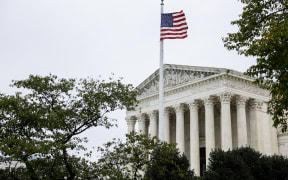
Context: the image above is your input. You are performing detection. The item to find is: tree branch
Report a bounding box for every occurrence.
[62,148,75,180]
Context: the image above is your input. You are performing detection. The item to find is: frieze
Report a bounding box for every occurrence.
[224,78,270,97]
[190,79,222,95]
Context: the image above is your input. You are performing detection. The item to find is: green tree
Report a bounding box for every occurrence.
[145,143,194,180]
[96,132,195,180]
[0,74,137,180]
[223,0,288,131]
[0,156,99,180]
[202,147,288,180]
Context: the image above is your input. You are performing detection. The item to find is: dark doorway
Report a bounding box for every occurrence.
[200,147,206,176]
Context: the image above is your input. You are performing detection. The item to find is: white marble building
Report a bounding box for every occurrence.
[126,64,288,176]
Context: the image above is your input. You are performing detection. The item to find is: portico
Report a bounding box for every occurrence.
[126,64,279,176]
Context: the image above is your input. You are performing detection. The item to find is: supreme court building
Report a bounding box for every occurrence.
[125,64,288,176]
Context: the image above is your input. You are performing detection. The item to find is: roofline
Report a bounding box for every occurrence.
[136,64,253,89]
[137,72,256,101]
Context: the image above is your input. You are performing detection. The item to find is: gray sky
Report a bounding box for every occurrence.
[0,0,255,160]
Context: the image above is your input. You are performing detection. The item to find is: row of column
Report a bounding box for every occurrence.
[126,94,275,176]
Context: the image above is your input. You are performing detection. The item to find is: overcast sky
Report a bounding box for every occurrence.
[0,0,256,160]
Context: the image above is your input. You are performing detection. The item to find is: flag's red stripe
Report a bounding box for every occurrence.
[160,35,188,40]
[161,31,187,36]
[172,10,183,14]
[173,13,185,19]
[174,18,186,24]
[161,27,188,32]
[173,23,187,27]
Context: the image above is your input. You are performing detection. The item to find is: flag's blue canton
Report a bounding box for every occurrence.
[161,13,173,27]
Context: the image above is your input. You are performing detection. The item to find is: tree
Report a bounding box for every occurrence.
[96,132,195,180]
[0,156,99,180]
[145,142,194,180]
[202,147,288,180]
[0,74,137,180]
[223,0,288,131]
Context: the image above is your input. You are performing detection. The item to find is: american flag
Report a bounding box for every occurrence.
[160,10,188,40]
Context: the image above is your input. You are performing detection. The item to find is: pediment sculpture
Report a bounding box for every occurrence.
[137,68,217,98]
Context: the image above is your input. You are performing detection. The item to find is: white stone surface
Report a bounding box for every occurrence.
[175,104,185,153]
[220,93,233,151]
[189,101,200,176]
[236,96,248,147]
[204,97,215,165]
[149,111,158,137]
[163,108,170,143]
[278,133,288,156]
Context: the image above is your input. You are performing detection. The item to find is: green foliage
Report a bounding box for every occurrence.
[0,157,99,180]
[145,143,194,180]
[96,133,153,180]
[202,147,288,180]
[223,0,288,132]
[0,74,137,180]
[96,132,195,180]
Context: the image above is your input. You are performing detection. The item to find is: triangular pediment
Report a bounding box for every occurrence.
[137,64,243,98]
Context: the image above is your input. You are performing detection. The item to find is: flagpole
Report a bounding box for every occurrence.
[159,0,165,141]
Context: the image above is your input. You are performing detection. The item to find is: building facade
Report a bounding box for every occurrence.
[126,64,288,176]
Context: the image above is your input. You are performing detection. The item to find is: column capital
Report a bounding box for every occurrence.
[249,99,263,111]
[150,110,158,117]
[219,92,232,104]
[164,107,173,115]
[138,113,147,123]
[126,116,137,122]
[187,100,199,110]
[126,116,136,133]
[173,104,186,114]
[204,97,214,108]
[148,110,158,121]
[126,120,136,126]
[236,96,248,107]
[125,116,131,122]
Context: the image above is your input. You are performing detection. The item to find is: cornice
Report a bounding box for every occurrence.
[136,72,263,102]
[136,64,254,92]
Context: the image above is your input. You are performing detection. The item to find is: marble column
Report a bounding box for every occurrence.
[188,100,200,176]
[262,102,272,155]
[149,110,158,138]
[236,96,248,147]
[220,93,233,151]
[249,99,264,152]
[138,114,146,135]
[270,115,279,154]
[126,117,136,133]
[204,97,215,165]
[163,108,170,143]
[175,104,185,153]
